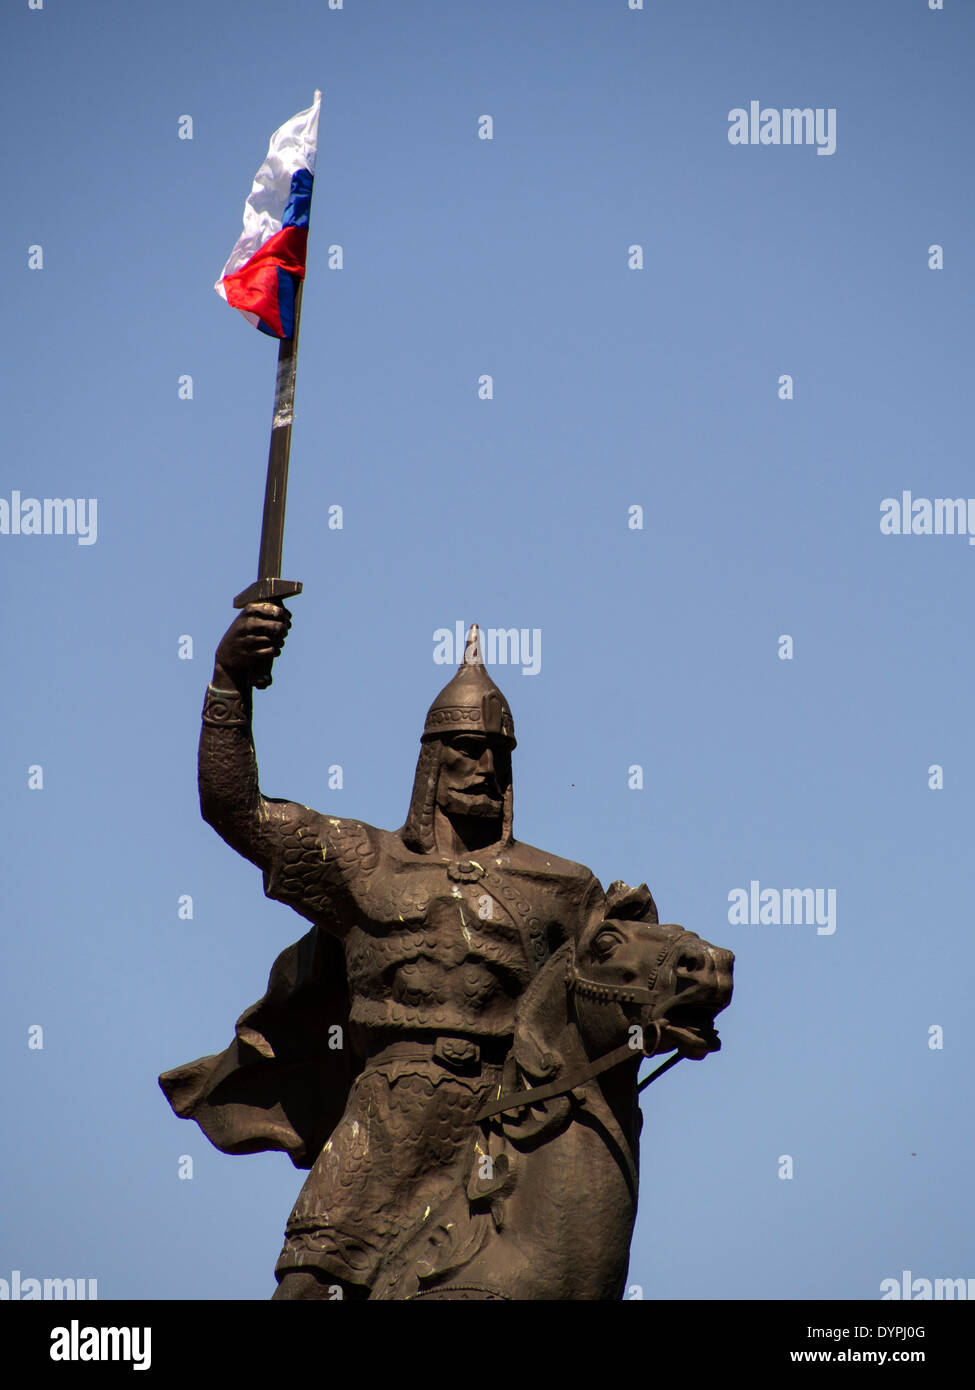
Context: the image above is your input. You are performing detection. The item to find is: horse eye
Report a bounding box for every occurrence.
[593,932,618,958]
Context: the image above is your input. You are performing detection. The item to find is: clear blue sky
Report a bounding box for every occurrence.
[3,0,973,1300]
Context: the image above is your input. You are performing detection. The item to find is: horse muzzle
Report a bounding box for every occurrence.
[650,940,734,1060]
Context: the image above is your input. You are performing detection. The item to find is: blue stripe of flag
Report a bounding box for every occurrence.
[282,169,313,229]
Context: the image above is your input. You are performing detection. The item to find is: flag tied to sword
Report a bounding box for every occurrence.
[215,90,321,339]
[215,91,322,666]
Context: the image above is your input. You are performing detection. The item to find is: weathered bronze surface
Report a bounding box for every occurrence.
[159,611,733,1300]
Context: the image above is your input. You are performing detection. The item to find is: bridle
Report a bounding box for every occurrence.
[566,927,695,1007]
[475,932,699,1122]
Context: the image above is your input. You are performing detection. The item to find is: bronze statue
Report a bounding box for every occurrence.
[160,608,733,1300]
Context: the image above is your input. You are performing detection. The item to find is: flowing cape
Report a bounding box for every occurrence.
[158,926,358,1170]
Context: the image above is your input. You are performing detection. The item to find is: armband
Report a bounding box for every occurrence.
[202,685,250,728]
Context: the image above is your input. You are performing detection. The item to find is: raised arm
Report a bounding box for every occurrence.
[199,603,374,935]
[199,602,299,870]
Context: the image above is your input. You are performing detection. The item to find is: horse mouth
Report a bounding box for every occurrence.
[660,1003,721,1058]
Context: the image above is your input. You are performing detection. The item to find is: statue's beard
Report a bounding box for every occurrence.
[437,787,503,819]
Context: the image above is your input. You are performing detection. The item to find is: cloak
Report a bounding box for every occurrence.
[159,925,358,1170]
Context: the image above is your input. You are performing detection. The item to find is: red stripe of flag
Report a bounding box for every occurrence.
[220,226,308,338]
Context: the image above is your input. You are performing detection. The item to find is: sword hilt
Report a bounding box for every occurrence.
[232,577,302,690]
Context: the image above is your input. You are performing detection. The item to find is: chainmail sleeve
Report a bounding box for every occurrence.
[198,682,377,934]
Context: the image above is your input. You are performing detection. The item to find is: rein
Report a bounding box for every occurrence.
[475,940,694,1122]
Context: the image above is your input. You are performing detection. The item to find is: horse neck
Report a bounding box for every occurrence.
[575,1052,642,1198]
[592,1053,642,1145]
[510,1020,643,1201]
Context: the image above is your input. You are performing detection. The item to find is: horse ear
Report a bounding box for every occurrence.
[604,880,659,925]
[511,942,572,1082]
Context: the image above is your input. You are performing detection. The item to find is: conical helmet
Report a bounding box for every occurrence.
[422,624,516,747]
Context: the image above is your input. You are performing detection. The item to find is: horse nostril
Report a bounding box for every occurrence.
[673,951,711,994]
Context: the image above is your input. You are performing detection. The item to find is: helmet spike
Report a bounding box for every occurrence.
[463,623,483,667]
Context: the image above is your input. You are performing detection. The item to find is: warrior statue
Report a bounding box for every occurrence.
[160,603,733,1301]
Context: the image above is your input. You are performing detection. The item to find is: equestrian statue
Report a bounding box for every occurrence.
[159,605,734,1300]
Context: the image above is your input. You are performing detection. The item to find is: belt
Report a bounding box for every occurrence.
[361,1030,510,1073]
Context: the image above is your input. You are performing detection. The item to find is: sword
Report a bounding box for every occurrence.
[233,280,305,689]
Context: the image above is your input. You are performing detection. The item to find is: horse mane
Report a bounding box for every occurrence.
[510,940,575,1085]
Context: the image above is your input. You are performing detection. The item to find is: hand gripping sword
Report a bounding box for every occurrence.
[232,281,305,688]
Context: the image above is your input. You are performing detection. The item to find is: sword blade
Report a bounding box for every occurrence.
[258,297,300,582]
[234,281,305,608]
[233,281,305,685]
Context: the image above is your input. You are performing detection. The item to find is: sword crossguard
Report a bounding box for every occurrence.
[232,578,303,689]
[233,578,303,607]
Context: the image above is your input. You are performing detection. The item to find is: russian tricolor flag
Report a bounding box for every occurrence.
[215,91,321,339]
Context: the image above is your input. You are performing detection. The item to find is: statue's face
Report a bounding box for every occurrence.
[435,733,511,820]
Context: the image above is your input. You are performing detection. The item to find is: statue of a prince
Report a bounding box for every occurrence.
[159,603,664,1299]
